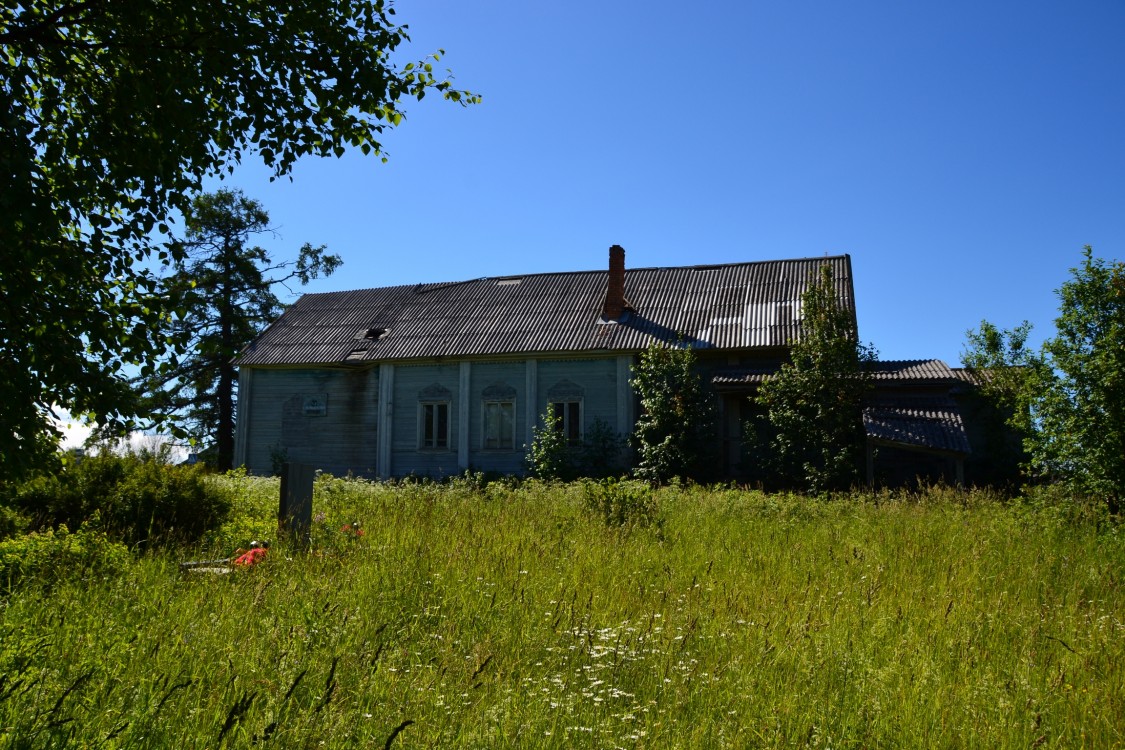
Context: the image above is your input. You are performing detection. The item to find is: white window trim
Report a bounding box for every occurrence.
[418,400,452,451]
[481,399,517,451]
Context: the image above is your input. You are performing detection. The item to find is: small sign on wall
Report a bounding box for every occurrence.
[302,394,328,416]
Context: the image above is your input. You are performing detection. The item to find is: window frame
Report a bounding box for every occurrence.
[481,399,517,451]
[548,399,583,447]
[418,400,451,451]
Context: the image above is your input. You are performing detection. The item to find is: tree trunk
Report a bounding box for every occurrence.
[216,241,236,471]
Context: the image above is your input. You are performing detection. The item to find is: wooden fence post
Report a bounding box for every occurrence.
[279,462,314,548]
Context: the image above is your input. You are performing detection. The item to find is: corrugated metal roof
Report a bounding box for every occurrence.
[239,255,854,366]
[710,364,778,386]
[711,359,954,389]
[871,360,960,383]
[950,367,1007,387]
[863,396,971,455]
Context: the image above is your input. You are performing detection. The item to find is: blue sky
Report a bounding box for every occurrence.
[207,0,1125,367]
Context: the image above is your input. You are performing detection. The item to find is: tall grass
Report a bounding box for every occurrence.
[1,477,1121,748]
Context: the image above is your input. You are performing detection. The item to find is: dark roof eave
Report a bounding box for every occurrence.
[866,435,970,458]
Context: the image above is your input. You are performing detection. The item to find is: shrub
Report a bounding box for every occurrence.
[577,418,628,479]
[631,343,718,484]
[527,414,628,481]
[7,453,231,548]
[0,504,30,541]
[0,517,130,590]
[525,411,575,481]
[582,477,661,528]
[964,248,1125,511]
[756,264,876,493]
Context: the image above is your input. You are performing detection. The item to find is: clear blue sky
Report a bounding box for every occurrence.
[207,0,1125,367]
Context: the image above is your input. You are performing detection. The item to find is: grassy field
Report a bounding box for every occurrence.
[1,475,1122,748]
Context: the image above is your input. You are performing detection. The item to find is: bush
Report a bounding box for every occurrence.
[526,415,627,481]
[526,412,575,481]
[577,418,628,479]
[582,477,661,528]
[755,264,876,494]
[0,517,130,590]
[0,504,30,541]
[631,343,718,484]
[7,453,231,548]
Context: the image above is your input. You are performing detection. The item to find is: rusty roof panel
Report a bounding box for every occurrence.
[238,255,854,366]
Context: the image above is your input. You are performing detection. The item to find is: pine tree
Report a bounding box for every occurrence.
[139,189,340,470]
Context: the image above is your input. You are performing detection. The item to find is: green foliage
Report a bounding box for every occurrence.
[960,320,1036,489]
[631,343,718,484]
[7,453,231,548]
[962,319,1038,417]
[269,442,291,477]
[965,247,1125,510]
[526,411,574,480]
[577,418,629,478]
[0,478,1122,747]
[0,505,30,541]
[0,519,130,590]
[582,477,660,529]
[199,470,281,552]
[1035,248,1125,508]
[526,415,626,481]
[134,189,341,470]
[756,264,877,493]
[0,1,478,482]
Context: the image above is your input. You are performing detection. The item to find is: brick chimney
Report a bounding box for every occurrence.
[603,245,626,321]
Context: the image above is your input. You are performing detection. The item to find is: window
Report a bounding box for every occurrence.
[420,402,450,450]
[418,383,453,451]
[550,400,582,446]
[546,379,585,448]
[483,400,515,450]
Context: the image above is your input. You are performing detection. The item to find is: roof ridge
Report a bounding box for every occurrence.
[293,254,853,300]
[874,358,945,366]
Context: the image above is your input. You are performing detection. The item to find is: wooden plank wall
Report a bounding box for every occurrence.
[240,367,379,476]
[537,358,620,436]
[468,361,527,476]
[391,363,462,477]
[238,355,634,479]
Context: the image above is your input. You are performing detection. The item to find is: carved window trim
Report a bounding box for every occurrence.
[481,382,517,451]
[418,383,453,451]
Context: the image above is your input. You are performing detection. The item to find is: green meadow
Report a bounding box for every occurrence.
[2,475,1122,748]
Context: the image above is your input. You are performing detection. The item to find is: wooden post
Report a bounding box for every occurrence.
[866,439,875,488]
[279,462,315,547]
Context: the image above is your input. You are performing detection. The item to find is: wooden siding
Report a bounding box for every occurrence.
[468,361,527,475]
[536,358,622,440]
[237,355,637,479]
[391,363,462,477]
[240,367,379,476]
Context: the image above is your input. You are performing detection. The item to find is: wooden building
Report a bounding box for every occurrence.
[234,247,977,484]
